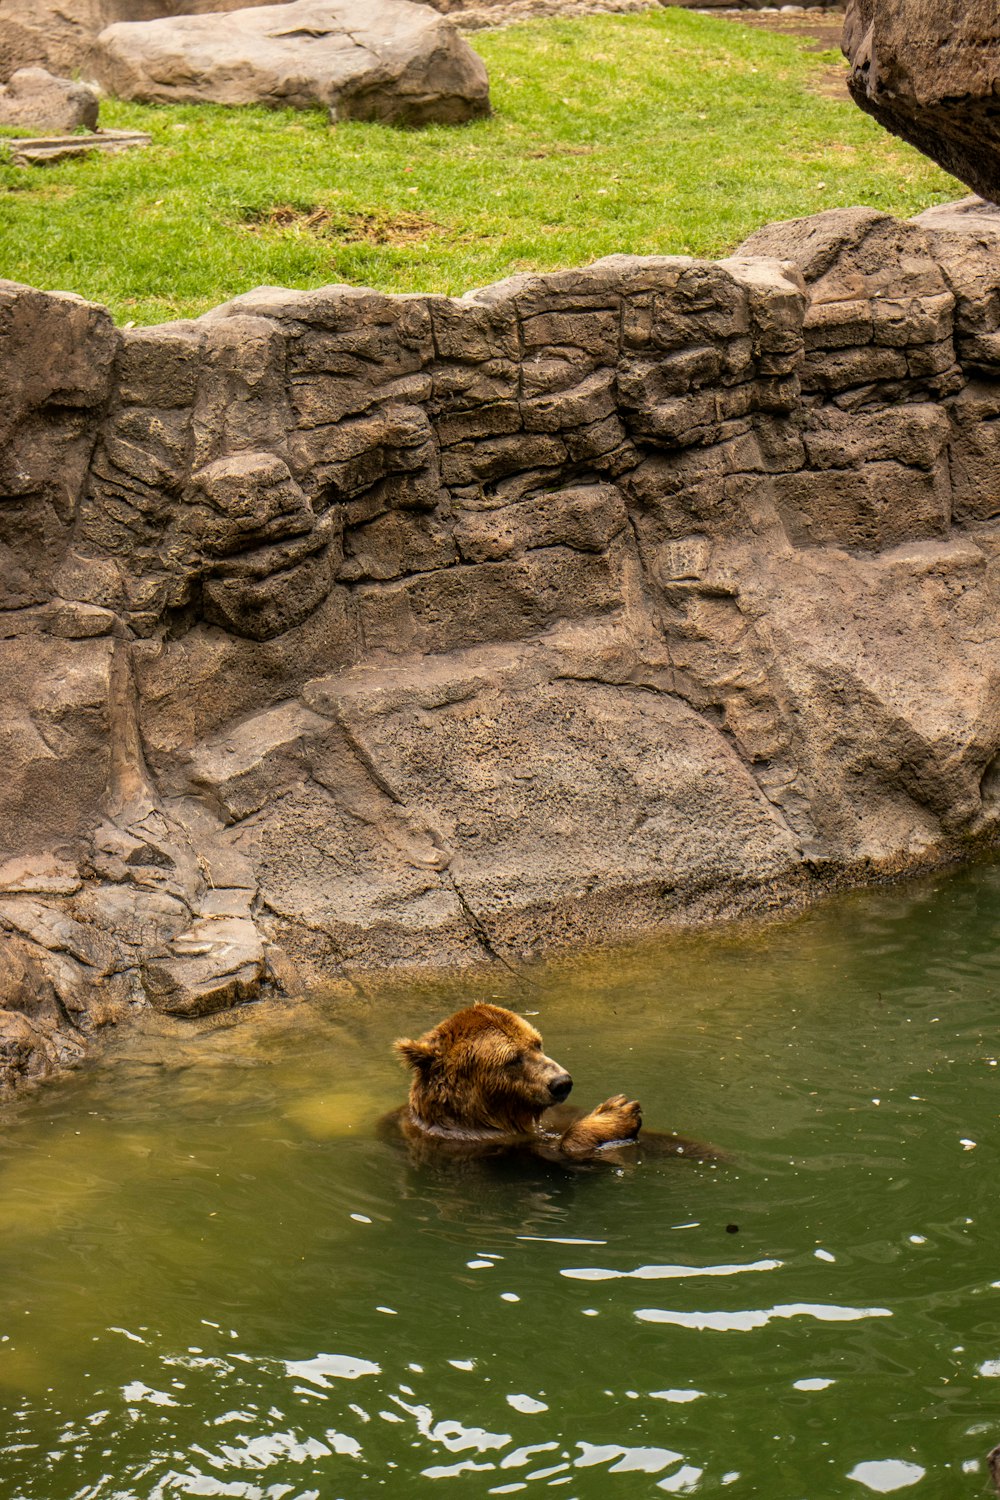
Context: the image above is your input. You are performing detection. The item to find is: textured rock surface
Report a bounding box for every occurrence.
[7,199,1000,1091]
[0,0,829,80]
[0,0,279,81]
[843,0,1000,205]
[0,67,98,131]
[92,0,490,125]
[3,129,150,166]
[0,0,831,81]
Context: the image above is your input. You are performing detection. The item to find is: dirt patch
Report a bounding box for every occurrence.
[722,7,845,49]
[713,7,849,99]
[240,205,442,244]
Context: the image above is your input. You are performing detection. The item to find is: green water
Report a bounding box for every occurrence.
[1,863,999,1500]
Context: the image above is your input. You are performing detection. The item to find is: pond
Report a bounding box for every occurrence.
[1,859,998,1499]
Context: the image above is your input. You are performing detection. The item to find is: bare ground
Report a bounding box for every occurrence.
[714,8,848,99]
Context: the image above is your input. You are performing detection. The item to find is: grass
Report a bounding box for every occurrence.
[0,7,959,325]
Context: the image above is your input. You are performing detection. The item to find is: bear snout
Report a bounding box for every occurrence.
[548,1072,573,1103]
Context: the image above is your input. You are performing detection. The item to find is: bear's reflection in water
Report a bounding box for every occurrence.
[375,1112,727,1254]
[381,1105,724,1174]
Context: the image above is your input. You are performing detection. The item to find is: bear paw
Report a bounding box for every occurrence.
[561,1094,642,1158]
[590,1094,642,1143]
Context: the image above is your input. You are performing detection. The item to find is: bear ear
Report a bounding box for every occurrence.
[395,1036,437,1074]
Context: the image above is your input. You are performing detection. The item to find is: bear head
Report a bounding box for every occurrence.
[395,1002,573,1135]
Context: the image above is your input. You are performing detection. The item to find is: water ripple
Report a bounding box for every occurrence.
[561,1259,782,1282]
[635,1303,892,1332]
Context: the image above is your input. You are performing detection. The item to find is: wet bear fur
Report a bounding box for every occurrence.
[389,1002,643,1164]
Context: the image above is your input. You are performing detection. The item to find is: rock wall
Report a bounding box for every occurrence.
[6,197,1000,1092]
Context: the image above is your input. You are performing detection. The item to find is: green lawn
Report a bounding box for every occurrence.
[0,8,958,325]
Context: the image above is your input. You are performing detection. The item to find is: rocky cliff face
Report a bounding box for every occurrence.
[5,198,1000,1092]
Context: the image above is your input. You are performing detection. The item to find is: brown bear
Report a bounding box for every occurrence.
[389,1001,643,1163]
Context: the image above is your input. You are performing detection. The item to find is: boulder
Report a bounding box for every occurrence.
[843,0,1000,205]
[0,1,279,82]
[0,67,98,132]
[0,933,90,1095]
[92,0,491,126]
[141,915,266,1017]
[0,1009,56,1092]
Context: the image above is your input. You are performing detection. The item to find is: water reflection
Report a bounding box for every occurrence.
[634,1302,892,1331]
[560,1259,782,1280]
[847,1459,926,1492]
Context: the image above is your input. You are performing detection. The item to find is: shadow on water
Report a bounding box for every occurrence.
[1,856,1000,1496]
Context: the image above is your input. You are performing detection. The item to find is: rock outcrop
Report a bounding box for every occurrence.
[0,67,99,131]
[0,0,832,81]
[0,0,834,82]
[843,0,1000,206]
[7,199,1000,1091]
[0,0,278,81]
[91,0,490,125]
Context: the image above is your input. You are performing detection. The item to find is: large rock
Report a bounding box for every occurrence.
[0,66,98,131]
[92,0,491,125]
[9,199,1000,1092]
[0,0,829,83]
[843,0,1000,205]
[0,0,279,81]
